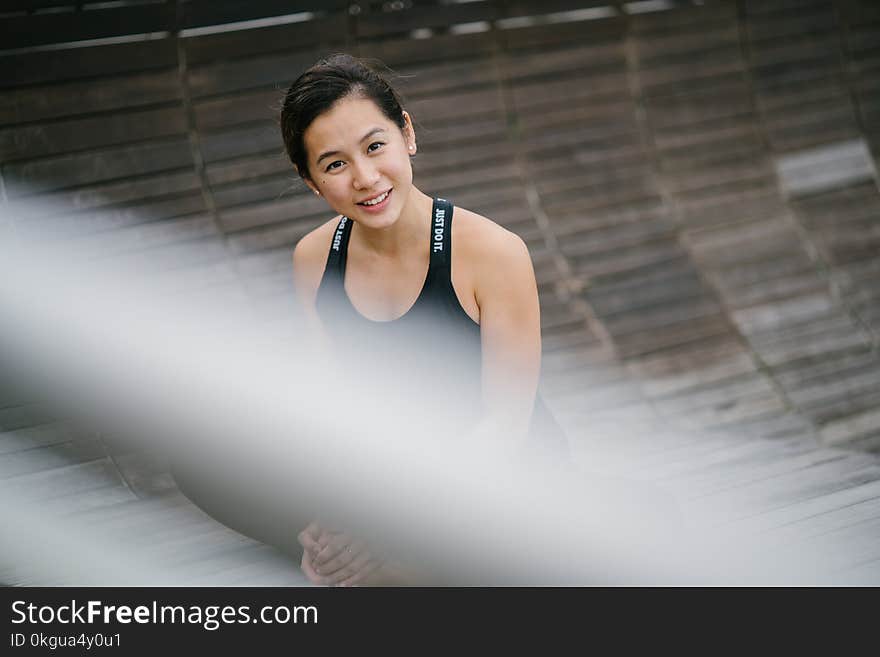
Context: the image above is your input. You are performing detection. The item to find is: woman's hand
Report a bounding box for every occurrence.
[297,521,384,586]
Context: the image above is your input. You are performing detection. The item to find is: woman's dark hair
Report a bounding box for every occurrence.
[280,53,407,181]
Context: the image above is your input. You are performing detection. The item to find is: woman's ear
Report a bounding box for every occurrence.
[300,173,320,196]
[402,110,417,155]
[294,165,320,195]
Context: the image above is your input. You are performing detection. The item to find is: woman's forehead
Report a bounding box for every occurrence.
[305,96,393,148]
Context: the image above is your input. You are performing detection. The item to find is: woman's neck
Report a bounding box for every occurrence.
[352,186,433,258]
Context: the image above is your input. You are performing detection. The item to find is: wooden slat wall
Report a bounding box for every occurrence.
[2,0,880,515]
[738,0,880,451]
[630,2,806,440]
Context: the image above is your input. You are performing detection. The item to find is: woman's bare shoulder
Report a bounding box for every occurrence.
[452,206,531,264]
[452,207,537,313]
[293,216,342,263]
[292,215,343,303]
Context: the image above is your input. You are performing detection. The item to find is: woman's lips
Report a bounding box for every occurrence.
[357,188,392,213]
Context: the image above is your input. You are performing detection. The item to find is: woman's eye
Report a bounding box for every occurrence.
[367,141,385,153]
[325,160,344,172]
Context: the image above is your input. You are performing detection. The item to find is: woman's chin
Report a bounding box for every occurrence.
[355,203,401,229]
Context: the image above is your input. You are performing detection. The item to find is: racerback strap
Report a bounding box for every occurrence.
[326,215,353,277]
[429,197,454,276]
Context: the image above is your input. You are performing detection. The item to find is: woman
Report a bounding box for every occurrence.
[282,54,568,586]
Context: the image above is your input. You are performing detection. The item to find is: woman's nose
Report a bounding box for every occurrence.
[351,158,380,190]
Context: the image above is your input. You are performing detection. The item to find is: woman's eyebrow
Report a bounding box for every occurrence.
[316,127,387,165]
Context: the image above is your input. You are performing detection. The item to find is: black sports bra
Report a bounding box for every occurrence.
[314,197,569,461]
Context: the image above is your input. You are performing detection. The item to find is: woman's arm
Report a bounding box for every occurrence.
[470,227,543,450]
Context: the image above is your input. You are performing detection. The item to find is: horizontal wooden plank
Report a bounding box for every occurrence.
[187,49,320,99]
[0,422,80,455]
[62,213,220,259]
[2,1,76,11]
[443,184,527,215]
[225,216,316,254]
[0,38,178,89]
[548,197,666,238]
[629,2,736,34]
[675,174,777,208]
[0,4,175,50]
[664,158,772,195]
[205,154,291,187]
[519,119,640,157]
[775,139,875,197]
[636,21,739,60]
[821,407,880,447]
[764,108,861,153]
[745,6,838,43]
[754,74,851,112]
[0,68,180,126]
[569,240,688,282]
[393,58,498,99]
[499,13,625,51]
[614,313,734,361]
[697,456,880,518]
[199,123,280,163]
[511,73,630,112]
[0,404,56,432]
[789,179,880,217]
[709,252,815,290]
[19,192,207,240]
[731,292,837,336]
[503,40,625,82]
[0,105,187,162]
[416,162,521,198]
[677,187,784,228]
[779,348,880,393]
[361,29,498,67]
[630,343,757,399]
[211,176,297,210]
[535,158,651,198]
[413,114,509,149]
[788,366,880,409]
[638,46,746,93]
[410,137,516,173]
[193,88,280,130]
[218,195,318,234]
[586,266,708,317]
[750,57,841,91]
[5,170,202,220]
[497,0,617,20]
[2,459,126,503]
[180,0,349,30]
[0,438,106,479]
[3,138,193,197]
[750,317,870,369]
[805,386,880,427]
[356,2,499,38]
[408,86,505,122]
[182,14,347,66]
[658,141,765,174]
[687,216,797,269]
[601,295,723,338]
[646,82,754,129]
[722,274,828,310]
[742,0,832,18]
[559,216,676,261]
[706,409,816,440]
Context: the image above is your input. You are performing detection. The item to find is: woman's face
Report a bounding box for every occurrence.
[302,95,416,229]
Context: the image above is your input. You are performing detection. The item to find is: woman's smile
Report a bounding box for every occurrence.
[357,188,392,213]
